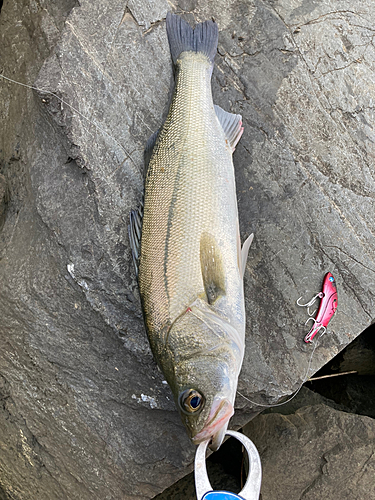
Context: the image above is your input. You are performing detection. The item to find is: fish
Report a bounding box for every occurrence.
[129,12,253,451]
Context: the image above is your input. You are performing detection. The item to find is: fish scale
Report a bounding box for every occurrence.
[140,53,227,327]
[130,13,252,450]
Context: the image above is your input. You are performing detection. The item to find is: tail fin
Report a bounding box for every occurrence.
[166,12,218,66]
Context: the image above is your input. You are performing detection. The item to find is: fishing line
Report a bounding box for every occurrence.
[237,330,325,408]
[0,72,139,185]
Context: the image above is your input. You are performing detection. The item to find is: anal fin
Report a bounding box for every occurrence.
[241,233,254,278]
[215,105,244,152]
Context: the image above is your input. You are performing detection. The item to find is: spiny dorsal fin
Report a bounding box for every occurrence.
[200,233,226,304]
[128,201,143,276]
[215,105,244,152]
[241,233,254,278]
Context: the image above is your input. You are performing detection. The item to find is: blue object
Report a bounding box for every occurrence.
[202,492,245,500]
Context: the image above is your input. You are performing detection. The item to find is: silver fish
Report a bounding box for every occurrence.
[129,12,253,450]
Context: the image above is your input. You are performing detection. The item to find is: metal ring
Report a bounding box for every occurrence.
[194,430,262,500]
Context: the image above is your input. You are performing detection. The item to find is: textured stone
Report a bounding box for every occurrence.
[307,324,375,418]
[243,390,375,499]
[0,0,374,498]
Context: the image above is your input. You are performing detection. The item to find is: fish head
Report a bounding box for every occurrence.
[167,302,244,451]
[175,352,238,451]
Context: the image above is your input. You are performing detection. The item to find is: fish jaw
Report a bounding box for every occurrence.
[192,397,234,449]
[210,424,228,452]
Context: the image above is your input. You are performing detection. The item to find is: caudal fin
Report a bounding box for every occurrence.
[166,12,218,66]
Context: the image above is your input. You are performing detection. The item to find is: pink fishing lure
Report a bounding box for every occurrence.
[303,272,338,343]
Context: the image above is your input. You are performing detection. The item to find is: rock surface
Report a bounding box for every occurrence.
[154,436,243,500]
[155,386,375,499]
[243,389,375,499]
[307,323,375,419]
[0,0,374,498]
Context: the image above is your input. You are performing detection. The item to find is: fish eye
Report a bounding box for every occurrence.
[179,389,204,414]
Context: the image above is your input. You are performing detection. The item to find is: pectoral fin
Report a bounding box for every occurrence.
[200,233,226,304]
[241,233,254,278]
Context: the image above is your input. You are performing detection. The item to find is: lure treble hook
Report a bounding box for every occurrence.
[296,292,324,317]
[304,317,327,343]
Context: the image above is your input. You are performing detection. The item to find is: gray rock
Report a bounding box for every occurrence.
[329,324,375,376]
[261,385,349,416]
[243,391,375,499]
[311,372,375,419]
[307,325,375,418]
[0,0,374,498]
[154,460,239,500]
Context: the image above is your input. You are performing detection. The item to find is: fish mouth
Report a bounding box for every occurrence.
[192,398,234,447]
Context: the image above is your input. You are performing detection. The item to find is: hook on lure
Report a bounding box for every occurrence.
[296,292,324,317]
[297,272,338,343]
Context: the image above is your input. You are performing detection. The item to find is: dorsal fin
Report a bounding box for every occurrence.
[128,201,143,276]
[200,233,226,304]
[214,105,244,152]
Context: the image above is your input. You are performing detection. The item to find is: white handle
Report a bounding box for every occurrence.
[194,430,262,500]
